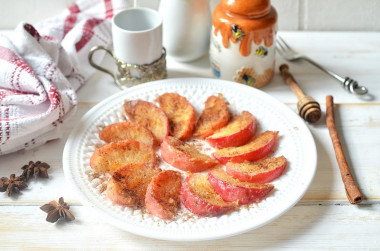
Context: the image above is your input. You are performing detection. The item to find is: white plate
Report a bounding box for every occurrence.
[63,78,317,241]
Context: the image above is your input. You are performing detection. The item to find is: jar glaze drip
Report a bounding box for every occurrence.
[210,0,278,88]
[212,4,277,56]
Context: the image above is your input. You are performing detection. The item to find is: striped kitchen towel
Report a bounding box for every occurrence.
[0,0,129,155]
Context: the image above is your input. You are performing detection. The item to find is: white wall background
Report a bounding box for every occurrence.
[0,0,379,31]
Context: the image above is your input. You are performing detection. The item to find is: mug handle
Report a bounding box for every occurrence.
[88,45,128,90]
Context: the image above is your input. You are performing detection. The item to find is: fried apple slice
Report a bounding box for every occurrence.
[145,170,182,220]
[212,131,278,164]
[99,121,154,146]
[193,94,229,139]
[161,136,219,172]
[106,163,161,207]
[226,156,287,183]
[123,100,169,144]
[208,169,274,205]
[206,111,257,149]
[90,141,156,173]
[180,173,236,217]
[156,93,196,141]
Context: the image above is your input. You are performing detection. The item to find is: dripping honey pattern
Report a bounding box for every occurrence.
[212,4,277,57]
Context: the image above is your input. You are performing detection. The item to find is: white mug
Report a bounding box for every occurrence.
[89,8,166,89]
[113,7,163,65]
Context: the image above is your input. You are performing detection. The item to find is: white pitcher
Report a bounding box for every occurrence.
[159,0,211,62]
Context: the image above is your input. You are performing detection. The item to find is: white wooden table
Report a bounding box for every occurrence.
[0,32,379,249]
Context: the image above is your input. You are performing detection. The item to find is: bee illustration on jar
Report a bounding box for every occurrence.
[232,24,245,41]
[255,46,268,57]
[242,74,256,86]
[210,0,278,88]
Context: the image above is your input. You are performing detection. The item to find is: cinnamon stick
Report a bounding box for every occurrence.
[326,95,362,204]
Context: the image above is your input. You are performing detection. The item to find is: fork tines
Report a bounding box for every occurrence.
[276,36,293,54]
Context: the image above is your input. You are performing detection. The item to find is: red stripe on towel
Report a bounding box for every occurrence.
[104,0,113,19]
[75,18,104,52]
[23,24,41,41]
[63,3,81,38]
[0,46,37,90]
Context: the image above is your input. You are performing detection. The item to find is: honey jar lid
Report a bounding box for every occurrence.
[221,0,271,17]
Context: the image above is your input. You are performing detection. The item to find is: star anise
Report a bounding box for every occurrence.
[0,174,28,197]
[21,161,35,181]
[40,197,75,223]
[33,161,50,178]
[21,161,50,181]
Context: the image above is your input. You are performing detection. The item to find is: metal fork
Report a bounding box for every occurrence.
[276,36,368,95]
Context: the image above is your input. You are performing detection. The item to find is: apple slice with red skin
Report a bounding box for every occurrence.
[123,100,169,144]
[156,93,196,141]
[145,170,182,220]
[193,94,229,139]
[161,136,219,172]
[99,121,155,147]
[212,130,278,164]
[226,156,287,183]
[90,140,156,173]
[106,163,161,207]
[206,111,257,149]
[208,169,274,205]
[180,173,237,217]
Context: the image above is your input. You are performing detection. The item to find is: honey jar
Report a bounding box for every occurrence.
[209,0,278,88]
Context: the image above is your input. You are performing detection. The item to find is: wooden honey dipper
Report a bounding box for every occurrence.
[279,64,322,123]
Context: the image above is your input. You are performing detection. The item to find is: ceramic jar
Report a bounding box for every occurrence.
[209,0,277,88]
[159,0,211,62]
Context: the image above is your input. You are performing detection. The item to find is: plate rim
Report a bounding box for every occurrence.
[63,77,317,241]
